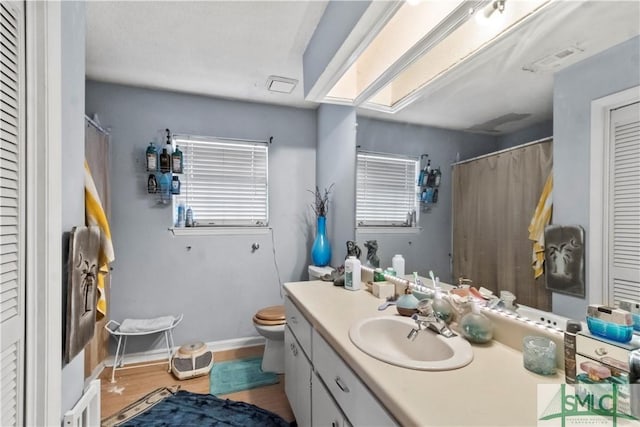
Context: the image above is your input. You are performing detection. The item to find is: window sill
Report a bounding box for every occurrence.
[356,227,422,235]
[170,226,271,236]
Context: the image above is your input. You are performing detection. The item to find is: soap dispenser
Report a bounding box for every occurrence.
[432,286,454,324]
[459,300,493,344]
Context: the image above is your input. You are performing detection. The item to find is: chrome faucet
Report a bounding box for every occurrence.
[406,300,456,339]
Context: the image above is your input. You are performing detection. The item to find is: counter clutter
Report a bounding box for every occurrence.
[284,280,564,427]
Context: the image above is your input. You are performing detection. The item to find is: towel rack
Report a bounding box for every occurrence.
[105,314,183,383]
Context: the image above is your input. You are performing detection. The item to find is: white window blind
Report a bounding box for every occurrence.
[173,136,268,227]
[608,102,640,305]
[356,152,418,227]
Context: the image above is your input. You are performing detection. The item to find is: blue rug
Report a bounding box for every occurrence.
[210,356,279,396]
[101,387,290,427]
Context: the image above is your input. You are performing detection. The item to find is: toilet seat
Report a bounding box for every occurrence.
[253,305,286,326]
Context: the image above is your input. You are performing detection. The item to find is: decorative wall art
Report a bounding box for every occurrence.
[544,225,585,298]
[64,225,101,362]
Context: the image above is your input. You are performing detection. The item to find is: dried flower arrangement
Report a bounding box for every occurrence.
[309,184,334,217]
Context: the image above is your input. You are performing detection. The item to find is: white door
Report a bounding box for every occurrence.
[608,101,640,305]
[0,1,26,426]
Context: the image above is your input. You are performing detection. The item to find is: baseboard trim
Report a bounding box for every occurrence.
[85,361,105,388]
[103,336,265,367]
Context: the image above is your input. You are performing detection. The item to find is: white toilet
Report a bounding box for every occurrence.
[252,265,335,373]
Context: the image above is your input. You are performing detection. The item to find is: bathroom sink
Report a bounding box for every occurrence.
[349,316,473,370]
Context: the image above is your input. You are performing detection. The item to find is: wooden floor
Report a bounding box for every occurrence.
[99,345,295,423]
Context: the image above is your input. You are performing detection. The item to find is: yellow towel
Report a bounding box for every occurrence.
[85,161,115,318]
[528,173,553,279]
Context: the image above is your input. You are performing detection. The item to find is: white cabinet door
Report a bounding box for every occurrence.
[0,2,25,426]
[284,326,312,427]
[312,373,350,427]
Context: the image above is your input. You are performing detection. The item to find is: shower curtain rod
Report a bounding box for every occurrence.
[451,136,552,167]
[85,114,110,136]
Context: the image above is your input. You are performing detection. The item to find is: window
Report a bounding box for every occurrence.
[356,151,418,227]
[173,135,268,227]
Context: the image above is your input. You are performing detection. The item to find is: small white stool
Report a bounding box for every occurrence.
[105,314,183,383]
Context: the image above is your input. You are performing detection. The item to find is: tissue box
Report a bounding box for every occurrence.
[372,281,394,300]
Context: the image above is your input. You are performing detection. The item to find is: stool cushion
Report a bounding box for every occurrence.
[119,316,176,333]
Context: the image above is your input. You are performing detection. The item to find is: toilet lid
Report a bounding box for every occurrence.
[254,305,285,325]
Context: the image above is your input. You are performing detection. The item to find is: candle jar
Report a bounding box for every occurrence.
[523,335,557,375]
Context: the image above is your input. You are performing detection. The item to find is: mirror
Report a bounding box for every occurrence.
[349,1,640,324]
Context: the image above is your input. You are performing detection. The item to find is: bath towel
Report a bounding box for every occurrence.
[528,172,553,279]
[85,161,114,318]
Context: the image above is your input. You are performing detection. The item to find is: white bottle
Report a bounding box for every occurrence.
[392,254,405,278]
[344,256,361,291]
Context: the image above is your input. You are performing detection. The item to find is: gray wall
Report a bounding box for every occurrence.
[317,104,357,265]
[497,119,553,150]
[552,35,640,320]
[60,0,86,416]
[355,117,498,282]
[86,81,317,352]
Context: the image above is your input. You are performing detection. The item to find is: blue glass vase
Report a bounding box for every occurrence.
[311,216,331,267]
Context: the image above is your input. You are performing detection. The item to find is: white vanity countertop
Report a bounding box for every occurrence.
[284,280,564,427]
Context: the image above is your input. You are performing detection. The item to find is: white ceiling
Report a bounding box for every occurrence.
[86,1,640,135]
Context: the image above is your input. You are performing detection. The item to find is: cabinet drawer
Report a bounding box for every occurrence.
[576,332,638,371]
[285,296,312,358]
[312,329,396,426]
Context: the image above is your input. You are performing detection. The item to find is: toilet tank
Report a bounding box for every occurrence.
[308,265,334,281]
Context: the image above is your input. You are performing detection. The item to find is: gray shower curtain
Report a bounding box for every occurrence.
[452,140,552,311]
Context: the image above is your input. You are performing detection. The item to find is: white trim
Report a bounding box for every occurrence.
[356,227,422,235]
[305,2,402,103]
[170,227,272,236]
[84,362,106,389]
[589,86,640,306]
[24,1,62,425]
[103,336,265,368]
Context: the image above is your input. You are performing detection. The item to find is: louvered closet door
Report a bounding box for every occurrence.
[0,1,25,426]
[609,101,640,304]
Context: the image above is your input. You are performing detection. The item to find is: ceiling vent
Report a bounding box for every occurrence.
[266,76,298,94]
[523,46,584,73]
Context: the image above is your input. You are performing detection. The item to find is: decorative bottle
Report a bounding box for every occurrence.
[344,256,361,291]
[146,143,158,172]
[172,145,183,174]
[311,216,331,266]
[459,300,493,343]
